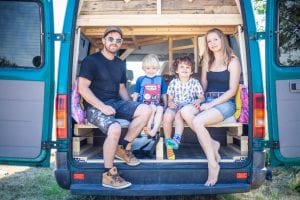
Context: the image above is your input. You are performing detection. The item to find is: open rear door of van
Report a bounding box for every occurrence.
[0,0,55,167]
[265,0,300,166]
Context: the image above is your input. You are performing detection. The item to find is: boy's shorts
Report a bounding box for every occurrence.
[167,103,188,113]
[86,100,140,134]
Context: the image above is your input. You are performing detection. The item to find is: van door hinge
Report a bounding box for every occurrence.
[249,32,265,40]
[54,33,65,41]
[42,141,62,149]
[54,33,71,42]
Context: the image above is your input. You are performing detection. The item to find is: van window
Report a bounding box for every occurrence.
[277,0,300,66]
[0,1,42,68]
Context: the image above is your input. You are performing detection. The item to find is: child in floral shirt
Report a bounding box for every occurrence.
[163,56,205,159]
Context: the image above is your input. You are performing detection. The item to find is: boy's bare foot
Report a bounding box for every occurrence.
[213,140,221,163]
[204,163,220,187]
[143,127,151,135]
[143,127,156,137]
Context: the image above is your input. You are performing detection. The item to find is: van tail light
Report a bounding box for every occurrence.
[236,172,248,179]
[253,93,265,138]
[56,94,67,139]
[73,173,85,180]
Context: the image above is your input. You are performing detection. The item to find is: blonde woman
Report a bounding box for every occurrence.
[181,28,241,186]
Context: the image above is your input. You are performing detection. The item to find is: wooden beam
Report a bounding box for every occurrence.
[77,0,85,17]
[157,0,161,15]
[131,36,138,48]
[77,14,242,27]
[82,26,237,37]
[171,44,194,51]
[120,48,135,60]
[168,37,173,74]
[135,38,168,47]
[72,28,81,83]
[237,25,248,86]
[235,0,241,14]
[193,36,198,73]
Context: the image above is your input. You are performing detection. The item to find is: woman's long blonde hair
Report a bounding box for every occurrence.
[202,28,235,70]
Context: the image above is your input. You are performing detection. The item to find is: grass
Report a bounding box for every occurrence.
[0,162,299,200]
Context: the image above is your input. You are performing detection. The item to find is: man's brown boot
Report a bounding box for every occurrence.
[102,167,131,189]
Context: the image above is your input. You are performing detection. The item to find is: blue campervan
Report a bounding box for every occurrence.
[0,0,299,196]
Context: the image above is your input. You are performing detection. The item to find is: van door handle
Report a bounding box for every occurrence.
[290,81,300,92]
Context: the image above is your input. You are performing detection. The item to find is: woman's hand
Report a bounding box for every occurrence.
[199,102,214,111]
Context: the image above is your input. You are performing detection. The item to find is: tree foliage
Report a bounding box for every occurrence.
[278,0,300,65]
[253,0,266,15]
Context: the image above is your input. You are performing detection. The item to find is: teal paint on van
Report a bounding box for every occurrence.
[0,0,299,195]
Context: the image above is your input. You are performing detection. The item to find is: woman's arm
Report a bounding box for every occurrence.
[200,65,208,92]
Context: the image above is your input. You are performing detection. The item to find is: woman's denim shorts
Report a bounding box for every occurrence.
[205,97,235,119]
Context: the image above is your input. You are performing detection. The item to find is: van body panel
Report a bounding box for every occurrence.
[66,0,260,195]
[266,0,300,166]
[71,183,250,196]
[0,0,54,166]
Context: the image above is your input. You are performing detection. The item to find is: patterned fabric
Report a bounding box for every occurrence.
[134,75,167,104]
[234,84,242,119]
[71,78,85,124]
[86,106,118,134]
[166,145,175,160]
[167,77,204,106]
[237,85,249,124]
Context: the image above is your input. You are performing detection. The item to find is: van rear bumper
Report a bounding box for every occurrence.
[70,183,250,196]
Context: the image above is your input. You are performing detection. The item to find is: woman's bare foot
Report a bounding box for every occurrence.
[204,163,220,187]
[213,140,221,163]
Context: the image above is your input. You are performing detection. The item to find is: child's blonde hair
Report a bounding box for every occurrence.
[142,54,160,70]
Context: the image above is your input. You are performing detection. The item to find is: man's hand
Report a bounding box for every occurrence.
[100,104,116,115]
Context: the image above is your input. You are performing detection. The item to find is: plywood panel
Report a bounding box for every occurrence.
[77,14,242,27]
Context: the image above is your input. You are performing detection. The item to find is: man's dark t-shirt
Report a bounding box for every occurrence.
[79,52,127,108]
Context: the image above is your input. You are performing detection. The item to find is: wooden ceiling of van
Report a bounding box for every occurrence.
[79,0,239,15]
[78,0,242,52]
[81,26,237,49]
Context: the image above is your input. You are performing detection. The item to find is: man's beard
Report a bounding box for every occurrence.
[104,44,119,54]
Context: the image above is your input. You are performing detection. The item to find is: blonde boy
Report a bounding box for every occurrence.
[133,54,168,137]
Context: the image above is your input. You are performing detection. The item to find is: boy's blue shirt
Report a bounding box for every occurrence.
[134,75,167,103]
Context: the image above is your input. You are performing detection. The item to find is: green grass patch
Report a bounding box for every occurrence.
[0,165,299,200]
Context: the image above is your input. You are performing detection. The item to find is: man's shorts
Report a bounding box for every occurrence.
[86,100,140,134]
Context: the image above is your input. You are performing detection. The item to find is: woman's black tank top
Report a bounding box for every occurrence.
[206,68,230,93]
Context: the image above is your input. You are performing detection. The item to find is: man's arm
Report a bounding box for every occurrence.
[78,77,116,115]
[119,83,131,101]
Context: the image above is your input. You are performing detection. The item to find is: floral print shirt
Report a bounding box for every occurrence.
[167,77,204,106]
